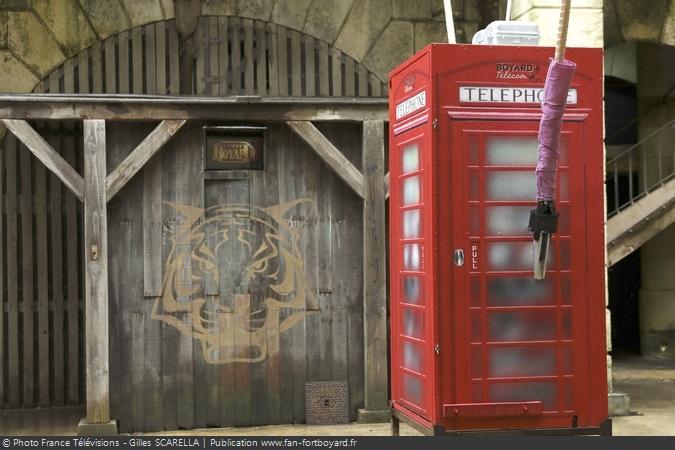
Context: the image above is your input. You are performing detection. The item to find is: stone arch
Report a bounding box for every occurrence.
[34,17,388,97]
[604,0,675,48]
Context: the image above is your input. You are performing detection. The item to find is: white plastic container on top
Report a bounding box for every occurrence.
[471,20,540,46]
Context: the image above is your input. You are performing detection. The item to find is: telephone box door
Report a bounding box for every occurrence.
[444,114,590,425]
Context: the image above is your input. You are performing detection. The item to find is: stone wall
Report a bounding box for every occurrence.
[0,0,500,94]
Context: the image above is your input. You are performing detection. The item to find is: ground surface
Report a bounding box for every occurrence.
[1,357,674,436]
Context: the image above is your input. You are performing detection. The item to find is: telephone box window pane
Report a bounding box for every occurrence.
[403,276,422,305]
[402,143,420,174]
[403,243,421,270]
[403,209,421,238]
[485,136,538,166]
[488,311,557,341]
[559,240,571,269]
[489,381,557,411]
[470,276,481,307]
[562,344,573,375]
[403,341,423,373]
[562,309,573,340]
[468,135,479,165]
[487,276,555,306]
[486,241,554,271]
[403,175,421,205]
[468,170,479,201]
[488,347,557,377]
[403,307,423,339]
[562,379,574,411]
[471,312,481,343]
[402,374,424,406]
[469,205,480,236]
[486,171,537,201]
[471,348,483,378]
[486,206,531,236]
[561,275,572,305]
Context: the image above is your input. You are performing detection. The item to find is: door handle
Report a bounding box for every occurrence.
[453,249,464,267]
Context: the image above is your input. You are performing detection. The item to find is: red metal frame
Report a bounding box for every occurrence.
[388,44,607,433]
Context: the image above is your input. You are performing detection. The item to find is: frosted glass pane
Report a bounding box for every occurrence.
[486,241,554,271]
[487,276,555,306]
[488,347,557,377]
[486,206,532,236]
[471,348,483,378]
[403,307,423,339]
[403,243,421,270]
[486,171,537,200]
[403,341,423,373]
[403,276,422,305]
[403,209,421,238]
[488,310,557,341]
[403,374,424,406]
[489,381,557,411]
[486,136,538,166]
[403,176,421,205]
[402,144,419,174]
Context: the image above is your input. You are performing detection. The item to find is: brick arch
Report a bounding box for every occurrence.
[34,17,387,97]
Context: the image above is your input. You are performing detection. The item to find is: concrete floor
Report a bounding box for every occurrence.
[1,357,674,436]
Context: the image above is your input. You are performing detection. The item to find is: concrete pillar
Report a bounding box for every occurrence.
[511,0,603,48]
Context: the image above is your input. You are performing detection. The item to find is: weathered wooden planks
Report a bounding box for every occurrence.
[361,120,388,413]
[107,120,186,201]
[83,120,110,423]
[286,121,365,199]
[20,142,34,407]
[0,120,84,201]
[5,134,19,408]
[35,135,50,407]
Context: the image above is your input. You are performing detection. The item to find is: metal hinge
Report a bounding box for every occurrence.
[434,344,440,355]
[432,118,438,129]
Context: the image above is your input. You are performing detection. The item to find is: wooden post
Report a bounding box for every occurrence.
[358,120,390,422]
[80,119,116,434]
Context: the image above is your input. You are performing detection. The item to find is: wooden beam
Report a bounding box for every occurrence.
[83,119,110,424]
[107,119,186,201]
[1,119,84,202]
[0,94,388,122]
[361,120,389,413]
[286,120,365,199]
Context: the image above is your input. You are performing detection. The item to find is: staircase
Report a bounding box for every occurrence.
[606,119,675,266]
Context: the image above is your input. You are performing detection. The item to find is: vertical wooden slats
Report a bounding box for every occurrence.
[63,133,80,405]
[304,35,316,97]
[20,143,34,407]
[267,23,279,97]
[331,48,342,97]
[78,48,90,93]
[290,30,301,96]
[6,134,19,408]
[105,37,117,93]
[168,22,180,96]
[344,56,355,97]
[277,25,288,96]
[132,26,143,95]
[231,17,242,94]
[370,74,382,97]
[145,24,157,96]
[35,137,49,407]
[118,31,130,94]
[255,21,267,96]
[318,41,329,96]
[156,22,167,95]
[358,65,368,97]
[92,42,103,94]
[208,17,219,96]
[218,17,230,96]
[50,71,65,407]
[243,19,255,95]
[195,18,207,96]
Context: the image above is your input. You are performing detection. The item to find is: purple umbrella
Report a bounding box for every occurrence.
[529,0,574,279]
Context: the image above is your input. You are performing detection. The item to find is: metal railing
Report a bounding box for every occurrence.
[606,119,675,217]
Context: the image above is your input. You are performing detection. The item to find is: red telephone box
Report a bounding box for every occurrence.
[388,44,610,435]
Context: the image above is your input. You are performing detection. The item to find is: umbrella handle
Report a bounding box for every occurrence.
[555,0,572,62]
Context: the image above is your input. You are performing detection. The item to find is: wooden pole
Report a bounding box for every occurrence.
[83,119,110,424]
[555,0,572,62]
[443,0,456,44]
[361,120,389,417]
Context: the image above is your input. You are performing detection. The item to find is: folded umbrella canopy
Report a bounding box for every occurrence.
[528,0,575,280]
